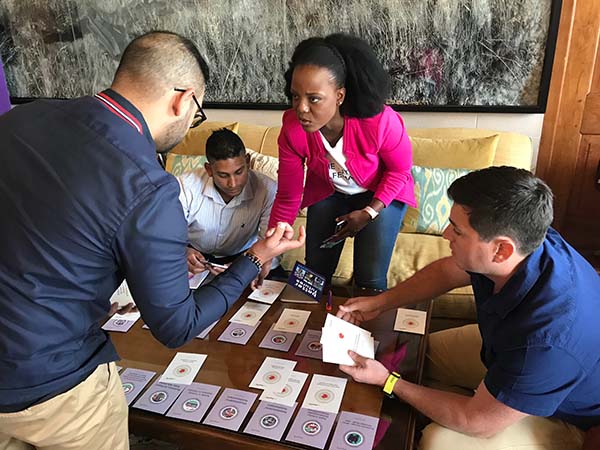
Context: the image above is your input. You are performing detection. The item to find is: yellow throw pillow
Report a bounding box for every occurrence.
[409,134,499,169]
[170,122,239,156]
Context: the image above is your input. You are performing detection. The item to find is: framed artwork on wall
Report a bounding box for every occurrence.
[0,0,561,112]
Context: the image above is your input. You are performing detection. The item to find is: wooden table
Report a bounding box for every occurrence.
[110,290,431,450]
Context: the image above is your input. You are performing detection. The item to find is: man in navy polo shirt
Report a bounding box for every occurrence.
[336,166,600,449]
[0,31,304,449]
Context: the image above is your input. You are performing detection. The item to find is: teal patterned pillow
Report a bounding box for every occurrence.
[165,154,208,176]
[402,166,471,235]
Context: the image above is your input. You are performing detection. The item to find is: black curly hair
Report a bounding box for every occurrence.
[284,33,390,118]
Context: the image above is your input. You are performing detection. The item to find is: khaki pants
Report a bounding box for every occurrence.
[419,324,586,450]
[0,362,129,450]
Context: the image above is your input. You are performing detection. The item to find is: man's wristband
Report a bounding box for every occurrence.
[383,371,401,398]
[243,250,263,271]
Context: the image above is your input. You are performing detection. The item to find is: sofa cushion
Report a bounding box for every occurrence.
[165,154,207,176]
[170,122,239,155]
[402,166,471,235]
[410,134,499,169]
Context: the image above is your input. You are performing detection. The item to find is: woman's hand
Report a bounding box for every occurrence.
[335,209,372,238]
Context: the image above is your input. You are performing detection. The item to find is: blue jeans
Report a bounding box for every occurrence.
[305,191,408,290]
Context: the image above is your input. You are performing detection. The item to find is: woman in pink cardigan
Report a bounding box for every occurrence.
[268,34,416,291]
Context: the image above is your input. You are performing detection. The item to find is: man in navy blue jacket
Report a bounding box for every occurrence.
[337,167,600,449]
[0,31,304,449]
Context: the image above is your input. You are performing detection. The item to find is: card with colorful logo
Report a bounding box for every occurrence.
[295,329,323,359]
[165,382,221,423]
[217,321,261,345]
[120,368,156,405]
[302,374,347,414]
[159,352,207,385]
[102,311,141,332]
[132,379,185,414]
[285,407,337,449]
[202,388,258,431]
[259,324,297,352]
[243,401,297,441]
[329,411,379,450]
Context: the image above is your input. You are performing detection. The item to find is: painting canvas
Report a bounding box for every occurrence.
[0,0,560,111]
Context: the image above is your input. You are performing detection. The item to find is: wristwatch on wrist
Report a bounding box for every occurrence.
[362,205,379,221]
[383,371,401,398]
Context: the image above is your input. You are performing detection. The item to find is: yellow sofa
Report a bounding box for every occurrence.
[169,120,533,323]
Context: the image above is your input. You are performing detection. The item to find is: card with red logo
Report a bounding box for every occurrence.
[249,356,296,391]
[259,370,308,406]
[321,314,374,366]
[394,308,427,335]
[159,352,207,385]
[273,308,311,334]
[229,301,270,327]
[301,374,346,414]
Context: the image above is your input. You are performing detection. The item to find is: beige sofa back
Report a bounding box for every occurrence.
[174,120,532,170]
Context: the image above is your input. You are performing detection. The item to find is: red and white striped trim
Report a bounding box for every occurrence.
[94,92,143,134]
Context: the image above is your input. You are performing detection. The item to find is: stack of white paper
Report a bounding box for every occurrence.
[320,314,374,366]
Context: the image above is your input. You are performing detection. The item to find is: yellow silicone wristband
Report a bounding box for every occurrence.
[383,372,401,396]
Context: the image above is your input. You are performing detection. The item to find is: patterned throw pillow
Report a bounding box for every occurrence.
[401,166,471,235]
[165,154,207,176]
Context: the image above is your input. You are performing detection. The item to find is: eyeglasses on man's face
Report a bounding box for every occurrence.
[174,88,207,128]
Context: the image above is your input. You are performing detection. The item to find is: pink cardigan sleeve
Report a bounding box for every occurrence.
[372,109,416,207]
[268,113,306,228]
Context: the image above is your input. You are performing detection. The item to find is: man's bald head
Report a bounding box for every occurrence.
[113,31,209,99]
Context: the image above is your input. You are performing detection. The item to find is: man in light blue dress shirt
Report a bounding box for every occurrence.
[178,129,281,286]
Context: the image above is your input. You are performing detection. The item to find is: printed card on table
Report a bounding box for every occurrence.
[120,368,156,405]
[259,324,297,352]
[229,301,270,327]
[248,279,286,304]
[249,357,296,391]
[159,352,207,385]
[285,407,337,449]
[329,411,379,450]
[260,370,308,407]
[302,374,347,414]
[109,280,135,307]
[218,321,261,345]
[132,379,184,414]
[394,308,427,335]
[273,308,311,334]
[244,401,297,441]
[102,311,141,332]
[202,388,258,431]
[188,270,209,289]
[321,314,374,366]
[295,329,323,359]
[165,382,221,423]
